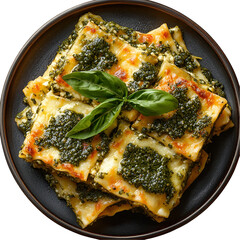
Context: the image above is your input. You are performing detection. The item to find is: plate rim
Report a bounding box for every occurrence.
[1,0,239,239]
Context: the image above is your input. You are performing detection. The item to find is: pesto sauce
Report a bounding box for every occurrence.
[128,62,158,93]
[96,132,111,161]
[145,42,170,56]
[51,82,74,100]
[17,109,33,136]
[104,21,138,46]
[73,37,118,72]
[35,110,93,166]
[201,67,225,97]
[58,29,78,53]
[174,51,197,72]
[146,86,212,139]
[49,56,66,79]
[89,17,139,47]
[45,174,58,189]
[49,29,78,78]
[76,182,118,203]
[118,143,175,201]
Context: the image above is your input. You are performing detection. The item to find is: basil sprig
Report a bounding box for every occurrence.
[66,98,123,139]
[63,71,178,139]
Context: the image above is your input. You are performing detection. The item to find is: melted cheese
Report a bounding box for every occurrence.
[23,76,50,114]
[169,26,187,51]
[133,62,227,161]
[147,23,177,52]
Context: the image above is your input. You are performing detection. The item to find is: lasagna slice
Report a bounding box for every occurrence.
[18,91,112,181]
[22,17,85,112]
[50,20,158,91]
[133,62,227,161]
[45,173,131,228]
[169,26,233,134]
[95,121,208,219]
[80,13,176,53]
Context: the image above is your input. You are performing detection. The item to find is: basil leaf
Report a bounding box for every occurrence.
[127,89,178,116]
[67,99,123,139]
[62,71,128,102]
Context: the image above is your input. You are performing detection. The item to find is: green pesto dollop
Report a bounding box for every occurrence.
[128,62,158,93]
[118,143,175,201]
[174,51,197,72]
[76,182,118,203]
[145,41,170,56]
[73,37,118,72]
[16,108,33,136]
[35,110,93,166]
[146,86,212,139]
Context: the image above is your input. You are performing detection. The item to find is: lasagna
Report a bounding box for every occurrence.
[45,173,132,228]
[15,13,233,228]
[132,61,227,161]
[95,121,208,219]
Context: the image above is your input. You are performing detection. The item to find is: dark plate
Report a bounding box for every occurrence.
[1,0,239,239]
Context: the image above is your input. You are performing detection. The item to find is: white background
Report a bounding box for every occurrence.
[0,0,239,239]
